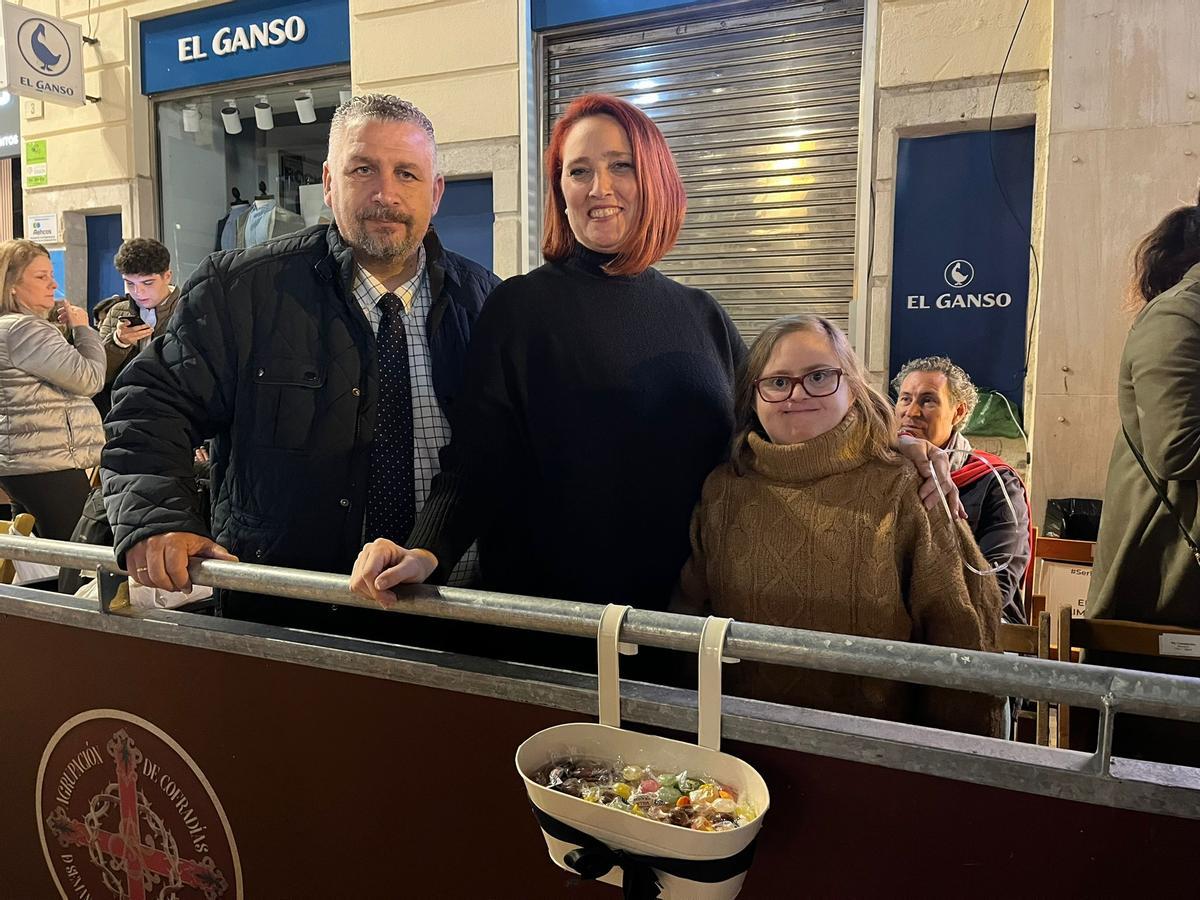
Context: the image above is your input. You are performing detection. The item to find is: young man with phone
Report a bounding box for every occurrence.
[94,238,180,417]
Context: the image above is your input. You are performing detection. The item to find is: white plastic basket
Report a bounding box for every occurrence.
[516,606,770,899]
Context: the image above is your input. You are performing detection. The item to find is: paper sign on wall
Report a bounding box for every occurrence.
[1039,561,1091,645]
[24,138,46,188]
[1160,634,1200,659]
[27,213,57,243]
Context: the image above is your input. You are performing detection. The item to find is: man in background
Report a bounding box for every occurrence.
[94,238,180,417]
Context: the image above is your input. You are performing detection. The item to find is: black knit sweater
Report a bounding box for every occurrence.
[409,247,745,612]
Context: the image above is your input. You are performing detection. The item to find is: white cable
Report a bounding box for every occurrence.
[993,391,1030,454]
[930,450,1021,577]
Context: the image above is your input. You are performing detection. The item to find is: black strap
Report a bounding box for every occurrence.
[1122,425,1200,569]
[531,805,758,900]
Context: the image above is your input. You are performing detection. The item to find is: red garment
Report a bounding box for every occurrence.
[951,449,1035,595]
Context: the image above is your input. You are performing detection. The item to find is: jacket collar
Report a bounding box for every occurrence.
[316,222,459,335]
[152,286,182,329]
[315,223,359,289]
[314,222,451,292]
[123,285,181,332]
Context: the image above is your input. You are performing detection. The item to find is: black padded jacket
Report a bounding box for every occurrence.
[101,224,499,598]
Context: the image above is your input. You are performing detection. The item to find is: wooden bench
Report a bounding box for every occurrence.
[1057,610,1200,750]
[998,612,1052,745]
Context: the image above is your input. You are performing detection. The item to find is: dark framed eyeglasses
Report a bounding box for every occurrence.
[754,368,844,403]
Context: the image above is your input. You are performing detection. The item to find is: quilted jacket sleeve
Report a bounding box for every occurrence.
[7,318,105,397]
[101,256,240,563]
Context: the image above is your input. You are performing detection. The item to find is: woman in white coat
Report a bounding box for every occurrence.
[0,239,105,563]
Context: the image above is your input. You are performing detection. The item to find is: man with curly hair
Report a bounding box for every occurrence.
[893,356,1031,626]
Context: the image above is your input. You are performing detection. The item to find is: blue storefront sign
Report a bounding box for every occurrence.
[532,0,693,30]
[140,0,349,95]
[888,127,1035,406]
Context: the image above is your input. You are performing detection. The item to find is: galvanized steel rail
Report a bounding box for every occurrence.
[3,533,1199,733]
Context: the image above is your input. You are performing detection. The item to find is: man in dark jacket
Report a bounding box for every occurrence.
[893,357,1031,626]
[101,95,499,630]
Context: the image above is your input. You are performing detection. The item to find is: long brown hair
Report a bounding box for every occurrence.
[1128,187,1200,308]
[730,315,898,474]
[0,240,51,316]
[541,94,686,277]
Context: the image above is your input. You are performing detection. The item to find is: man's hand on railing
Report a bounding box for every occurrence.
[127,532,238,592]
[349,539,438,608]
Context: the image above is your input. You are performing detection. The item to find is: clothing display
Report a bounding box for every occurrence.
[408,245,746,615]
[677,415,1004,738]
[101,225,498,630]
[235,198,305,248]
[216,200,251,252]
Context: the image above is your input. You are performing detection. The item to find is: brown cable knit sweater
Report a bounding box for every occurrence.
[677,415,1004,737]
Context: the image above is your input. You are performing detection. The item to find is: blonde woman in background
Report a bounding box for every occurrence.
[675,314,1003,737]
[0,240,105,580]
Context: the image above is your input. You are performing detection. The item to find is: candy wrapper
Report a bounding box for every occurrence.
[533,757,757,832]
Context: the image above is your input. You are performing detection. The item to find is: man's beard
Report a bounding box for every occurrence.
[348,208,418,262]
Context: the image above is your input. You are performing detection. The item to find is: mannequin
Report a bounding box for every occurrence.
[236,181,303,249]
[215,187,251,252]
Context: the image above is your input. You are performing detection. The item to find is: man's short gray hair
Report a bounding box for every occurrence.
[328,94,437,165]
[891,355,979,419]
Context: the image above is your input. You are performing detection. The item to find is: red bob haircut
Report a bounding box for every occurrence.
[542,93,687,276]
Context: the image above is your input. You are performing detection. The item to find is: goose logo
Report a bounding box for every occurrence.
[18,18,72,77]
[944,259,975,288]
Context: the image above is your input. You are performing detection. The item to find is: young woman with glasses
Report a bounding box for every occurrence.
[674,315,1004,737]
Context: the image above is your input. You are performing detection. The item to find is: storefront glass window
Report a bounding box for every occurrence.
[156,77,347,281]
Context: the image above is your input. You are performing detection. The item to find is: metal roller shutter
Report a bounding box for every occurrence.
[542,0,865,337]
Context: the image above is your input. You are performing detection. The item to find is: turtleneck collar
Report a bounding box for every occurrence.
[746,412,883,483]
[564,243,644,282]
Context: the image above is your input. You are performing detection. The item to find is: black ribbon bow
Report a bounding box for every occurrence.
[531,805,758,900]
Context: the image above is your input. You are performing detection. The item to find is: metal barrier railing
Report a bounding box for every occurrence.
[3,532,1200,779]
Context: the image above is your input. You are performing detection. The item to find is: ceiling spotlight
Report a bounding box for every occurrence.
[221,99,242,135]
[339,89,352,106]
[294,90,316,124]
[254,95,274,131]
[0,91,11,106]
[181,104,200,133]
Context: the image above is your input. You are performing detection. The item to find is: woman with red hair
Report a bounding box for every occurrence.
[351,94,744,651]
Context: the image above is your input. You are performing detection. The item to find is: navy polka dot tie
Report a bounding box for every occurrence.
[365,292,416,545]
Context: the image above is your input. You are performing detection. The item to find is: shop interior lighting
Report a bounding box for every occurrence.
[254,95,274,131]
[294,90,316,124]
[221,99,242,135]
[181,104,200,133]
[339,89,352,106]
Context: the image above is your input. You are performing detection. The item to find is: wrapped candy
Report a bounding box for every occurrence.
[532,757,758,831]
